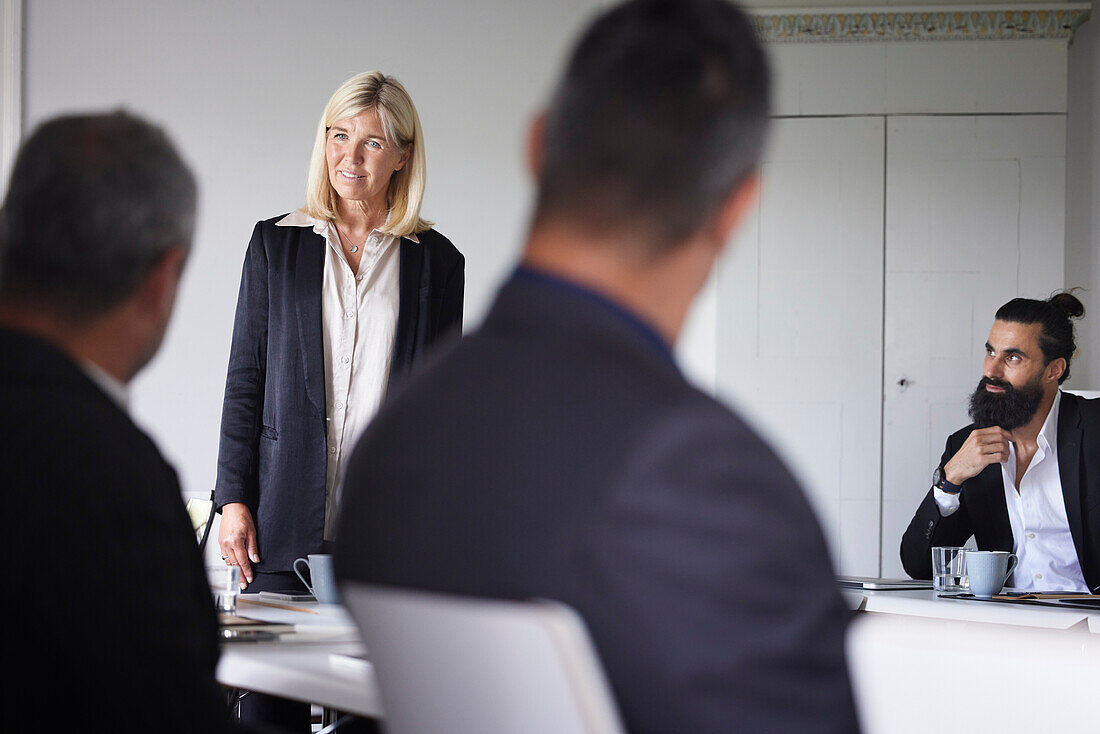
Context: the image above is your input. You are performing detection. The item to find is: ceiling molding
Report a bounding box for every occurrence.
[751,4,1091,42]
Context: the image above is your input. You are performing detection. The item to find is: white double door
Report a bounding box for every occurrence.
[698,114,1066,577]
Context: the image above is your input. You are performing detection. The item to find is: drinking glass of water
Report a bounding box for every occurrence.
[931,546,967,592]
[207,565,241,615]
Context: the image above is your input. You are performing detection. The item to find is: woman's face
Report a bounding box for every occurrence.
[325,109,410,212]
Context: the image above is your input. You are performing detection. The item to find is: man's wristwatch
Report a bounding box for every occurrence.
[932,467,962,495]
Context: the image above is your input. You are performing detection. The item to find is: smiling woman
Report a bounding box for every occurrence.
[326,110,407,216]
[303,72,429,239]
[211,71,464,730]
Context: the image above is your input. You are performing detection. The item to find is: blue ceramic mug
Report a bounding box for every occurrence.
[293,553,339,603]
[966,550,1018,597]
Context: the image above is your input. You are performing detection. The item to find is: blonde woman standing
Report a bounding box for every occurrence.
[215,70,462,729]
[217,70,463,587]
[215,69,463,719]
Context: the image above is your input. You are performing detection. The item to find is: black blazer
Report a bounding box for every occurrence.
[335,271,859,734]
[901,392,1100,591]
[0,329,237,732]
[215,214,464,572]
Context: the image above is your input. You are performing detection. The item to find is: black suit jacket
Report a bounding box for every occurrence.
[335,271,859,734]
[900,392,1100,590]
[0,329,237,732]
[215,214,464,572]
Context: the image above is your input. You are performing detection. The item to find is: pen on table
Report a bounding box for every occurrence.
[238,598,319,614]
[1002,590,1087,596]
[1000,591,1100,599]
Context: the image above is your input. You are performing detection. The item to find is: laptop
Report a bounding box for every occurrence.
[837,575,933,590]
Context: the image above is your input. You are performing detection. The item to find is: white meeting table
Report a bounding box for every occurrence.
[842,586,1100,632]
[844,588,1100,733]
[216,588,1100,730]
[214,594,382,718]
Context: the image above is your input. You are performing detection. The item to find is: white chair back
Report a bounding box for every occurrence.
[1064,389,1100,399]
[341,582,626,734]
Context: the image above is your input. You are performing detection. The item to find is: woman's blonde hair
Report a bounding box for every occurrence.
[303,71,430,236]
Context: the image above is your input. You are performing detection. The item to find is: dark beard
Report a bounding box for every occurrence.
[968,376,1044,430]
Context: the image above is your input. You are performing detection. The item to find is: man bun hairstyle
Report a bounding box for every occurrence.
[534,0,770,255]
[995,291,1086,384]
[1049,291,1087,320]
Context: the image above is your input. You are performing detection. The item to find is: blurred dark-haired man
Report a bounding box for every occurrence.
[336,1,860,732]
[902,293,1099,593]
[0,112,244,732]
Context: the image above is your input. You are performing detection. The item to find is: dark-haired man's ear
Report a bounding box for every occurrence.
[525,113,547,178]
[1045,357,1067,384]
[708,172,760,250]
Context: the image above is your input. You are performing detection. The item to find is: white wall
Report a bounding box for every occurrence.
[0,0,20,186]
[15,2,1096,577]
[21,0,602,504]
[1065,10,1100,391]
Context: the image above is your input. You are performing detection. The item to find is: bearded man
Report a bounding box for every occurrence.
[901,293,1100,593]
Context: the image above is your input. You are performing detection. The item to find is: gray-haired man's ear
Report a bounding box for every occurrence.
[139,247,187,320]
[525,112,547,179]
[124,245,188,380]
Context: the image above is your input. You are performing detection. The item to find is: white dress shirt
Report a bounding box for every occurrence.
[276,212,411,539]
[82,360,130,412]
[934,391,1088,592]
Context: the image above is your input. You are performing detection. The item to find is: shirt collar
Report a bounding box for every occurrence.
[1037,389,1062,453]
[512,264,676,366]
[81,360,130,412]
[275,210,418,243]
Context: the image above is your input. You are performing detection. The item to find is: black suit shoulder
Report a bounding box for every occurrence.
[415,227,465,287]
[231,213,323,277]
[581,393,854,733]
[0,330,235,733]
[417,226,462,259]
[254,212,322,249]
[1063,391,1100,426]
[596,381,837,593]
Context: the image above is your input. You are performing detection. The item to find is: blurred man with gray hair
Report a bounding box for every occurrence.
[0,112,243,732]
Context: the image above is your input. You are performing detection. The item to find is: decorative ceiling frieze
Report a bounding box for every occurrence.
[751,5,1092,42]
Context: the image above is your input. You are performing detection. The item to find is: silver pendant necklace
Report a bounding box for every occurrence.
[336,224,362,254]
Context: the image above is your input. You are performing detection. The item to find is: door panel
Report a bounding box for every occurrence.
[880,115,1066,577]
[715,116,886,576]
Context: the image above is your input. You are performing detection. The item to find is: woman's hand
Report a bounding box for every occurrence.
[218,502,260,589]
